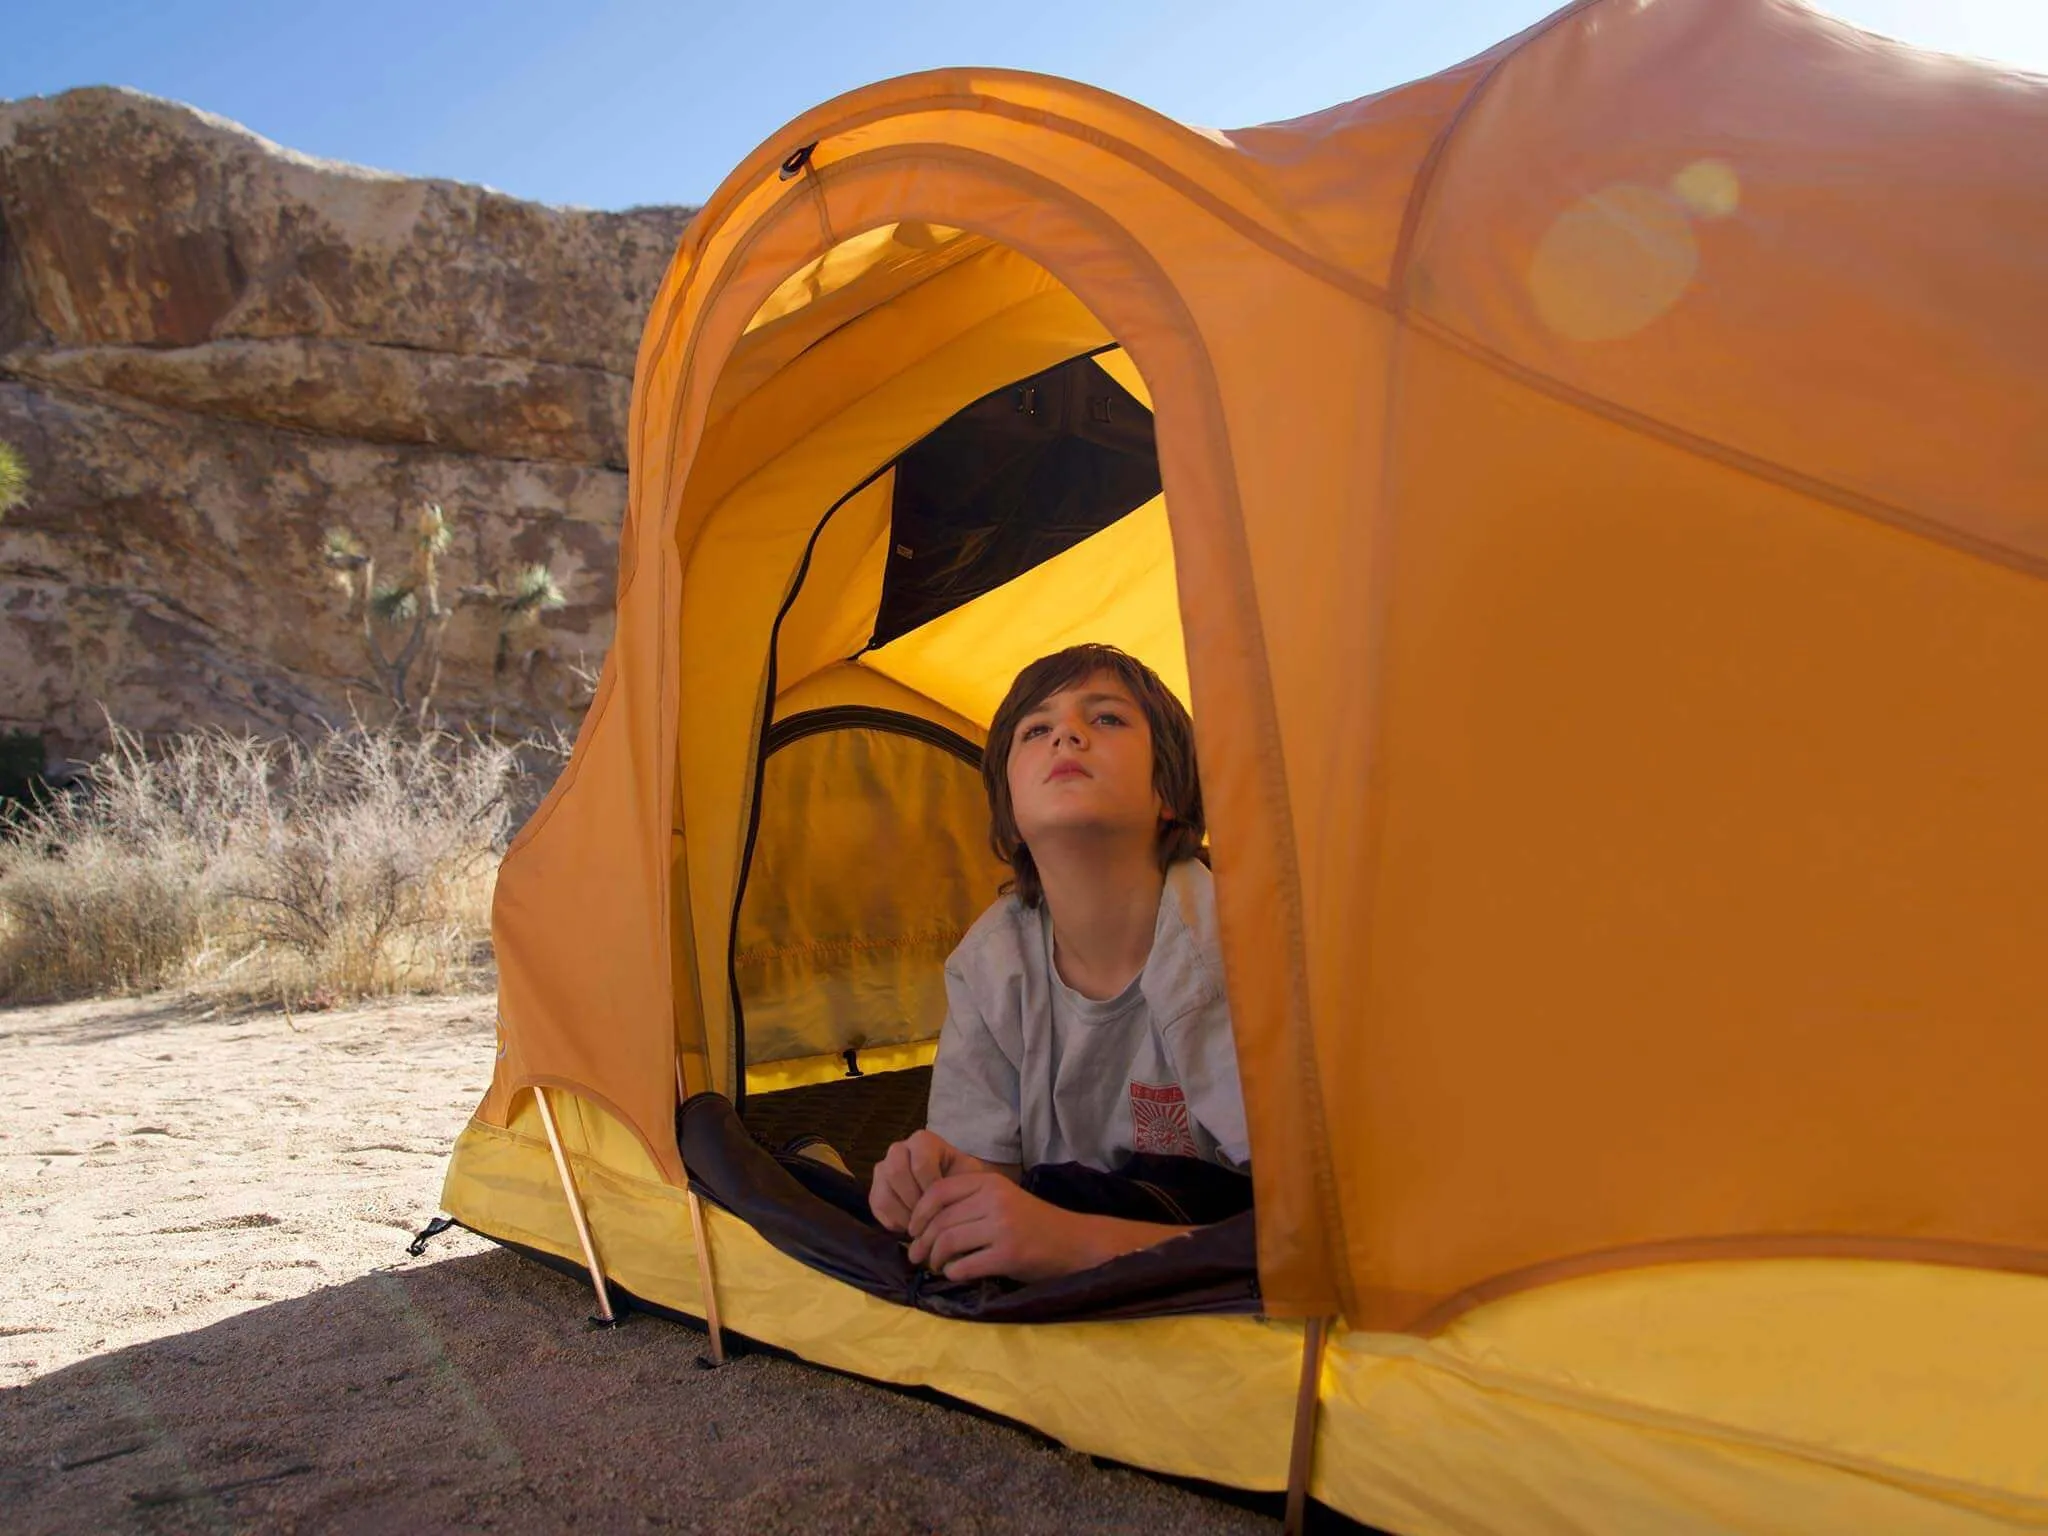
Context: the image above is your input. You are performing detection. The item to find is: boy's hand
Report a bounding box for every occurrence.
[869,1130,994,1233]
[905,1173,1180,1283]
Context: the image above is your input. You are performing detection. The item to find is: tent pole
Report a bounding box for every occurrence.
[532,1085,616,1325]
[1282,1315,1331,1536]
[686,1189,727,1366]
[676,1059,727,1366]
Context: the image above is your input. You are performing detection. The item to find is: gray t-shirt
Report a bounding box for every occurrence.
[925,859,1249,1172]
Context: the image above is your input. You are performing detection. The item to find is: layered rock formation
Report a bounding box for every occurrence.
[0,87,693,759]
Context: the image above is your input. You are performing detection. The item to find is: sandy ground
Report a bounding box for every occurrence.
[0,991,1291,1534]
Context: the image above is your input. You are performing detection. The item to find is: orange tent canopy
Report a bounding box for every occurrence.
[477,0,2048,1328]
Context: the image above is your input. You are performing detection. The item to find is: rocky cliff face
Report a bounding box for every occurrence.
[0,87,693,760]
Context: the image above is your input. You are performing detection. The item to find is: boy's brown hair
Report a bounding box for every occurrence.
[982,643,1206,908]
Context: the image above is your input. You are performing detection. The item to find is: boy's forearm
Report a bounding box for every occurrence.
[1067,1212,1194,1272]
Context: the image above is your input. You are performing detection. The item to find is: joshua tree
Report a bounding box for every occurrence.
[0,441,27,520]
[323,503,566,724]
[480,561,572,682]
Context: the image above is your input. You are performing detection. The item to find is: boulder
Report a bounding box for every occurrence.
[0,87,694,759]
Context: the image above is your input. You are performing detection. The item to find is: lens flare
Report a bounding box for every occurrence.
[1529,183,1699,342]
[1671,159,1741,219]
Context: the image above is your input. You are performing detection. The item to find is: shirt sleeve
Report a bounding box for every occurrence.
[924,959,1024,1165]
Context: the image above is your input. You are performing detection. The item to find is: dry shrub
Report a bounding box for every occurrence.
[234,730,513,998]
[0,838,203,996]
[0,722,520,1004]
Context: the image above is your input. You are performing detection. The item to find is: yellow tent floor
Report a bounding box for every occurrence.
[441,1095,2048,1534]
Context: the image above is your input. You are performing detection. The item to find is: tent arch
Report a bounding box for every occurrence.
[644,137,1351,1315]
[660,68,1352,312]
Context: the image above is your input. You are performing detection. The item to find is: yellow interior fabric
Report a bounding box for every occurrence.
[762,343,1176,721]
[676,271,1113,1099]
[744,221,971,335]
[867,494,1189,723]
[1090,345,1153,409]
[713,227,993,428]
[735,723,1005,1067]
[770,661,983,736]
[769,470,896,693]
[729,322,1184,1073]
[693,241,1051,523]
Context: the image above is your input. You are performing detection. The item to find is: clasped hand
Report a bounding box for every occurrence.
[868,1129,1103,1283]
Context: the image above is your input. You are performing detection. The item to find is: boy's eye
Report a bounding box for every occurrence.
[1019,723,1049,741]
[1093,711,1127,727]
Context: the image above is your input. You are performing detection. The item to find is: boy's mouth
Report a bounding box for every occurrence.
[1046,761,1091,782]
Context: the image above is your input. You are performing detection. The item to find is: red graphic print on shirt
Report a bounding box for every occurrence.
[1128,1080,1199,1158]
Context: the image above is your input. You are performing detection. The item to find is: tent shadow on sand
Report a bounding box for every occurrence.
[2,1247,1371,1534]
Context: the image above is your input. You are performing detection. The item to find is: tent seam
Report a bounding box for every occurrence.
[1405,1231,2048,1335]
[1404,315,2048,580]
[670,94,1386,343]
[1368,0,2048,580]
[889,94,1385,305]
[1385,0,1608,306]
[1347,2,1609,1321]
[692,72,1332,282]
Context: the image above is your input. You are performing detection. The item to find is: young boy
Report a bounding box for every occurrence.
[868,643,1248,1283]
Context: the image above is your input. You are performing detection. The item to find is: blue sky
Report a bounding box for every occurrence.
[5,1,2044,210]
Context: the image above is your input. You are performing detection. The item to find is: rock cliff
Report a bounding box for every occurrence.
[0,87,693,759]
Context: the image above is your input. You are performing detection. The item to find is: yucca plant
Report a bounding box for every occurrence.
[324,502,573,725]
[485,562,567,679]
[0,441,28,519]
[323,503,460,721]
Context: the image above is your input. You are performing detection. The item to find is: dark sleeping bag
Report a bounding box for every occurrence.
[679,1092,1260,1324]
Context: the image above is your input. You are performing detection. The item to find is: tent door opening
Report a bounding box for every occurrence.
[726,341,1170,1129]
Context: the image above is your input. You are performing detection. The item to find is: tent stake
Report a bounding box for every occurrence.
[676,1060,727,1366]
[1282,1315,1331,1536]
[532,1086,616,1326]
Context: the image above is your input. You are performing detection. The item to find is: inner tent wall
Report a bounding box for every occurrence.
[673,226,1192,1099]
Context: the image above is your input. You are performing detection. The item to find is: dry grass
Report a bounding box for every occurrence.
[0,723,524,1005]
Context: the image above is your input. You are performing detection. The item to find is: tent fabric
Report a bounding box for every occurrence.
[441,0,2048,1516]
[440,1094,2048,1531]
[732,717,996,1070]
[473,0,2048,1335]
[866,492,1187,726]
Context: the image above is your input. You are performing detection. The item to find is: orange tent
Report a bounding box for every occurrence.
[440,2,2048,1526]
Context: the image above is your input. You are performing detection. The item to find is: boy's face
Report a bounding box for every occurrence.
[1005,669,1165,849]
